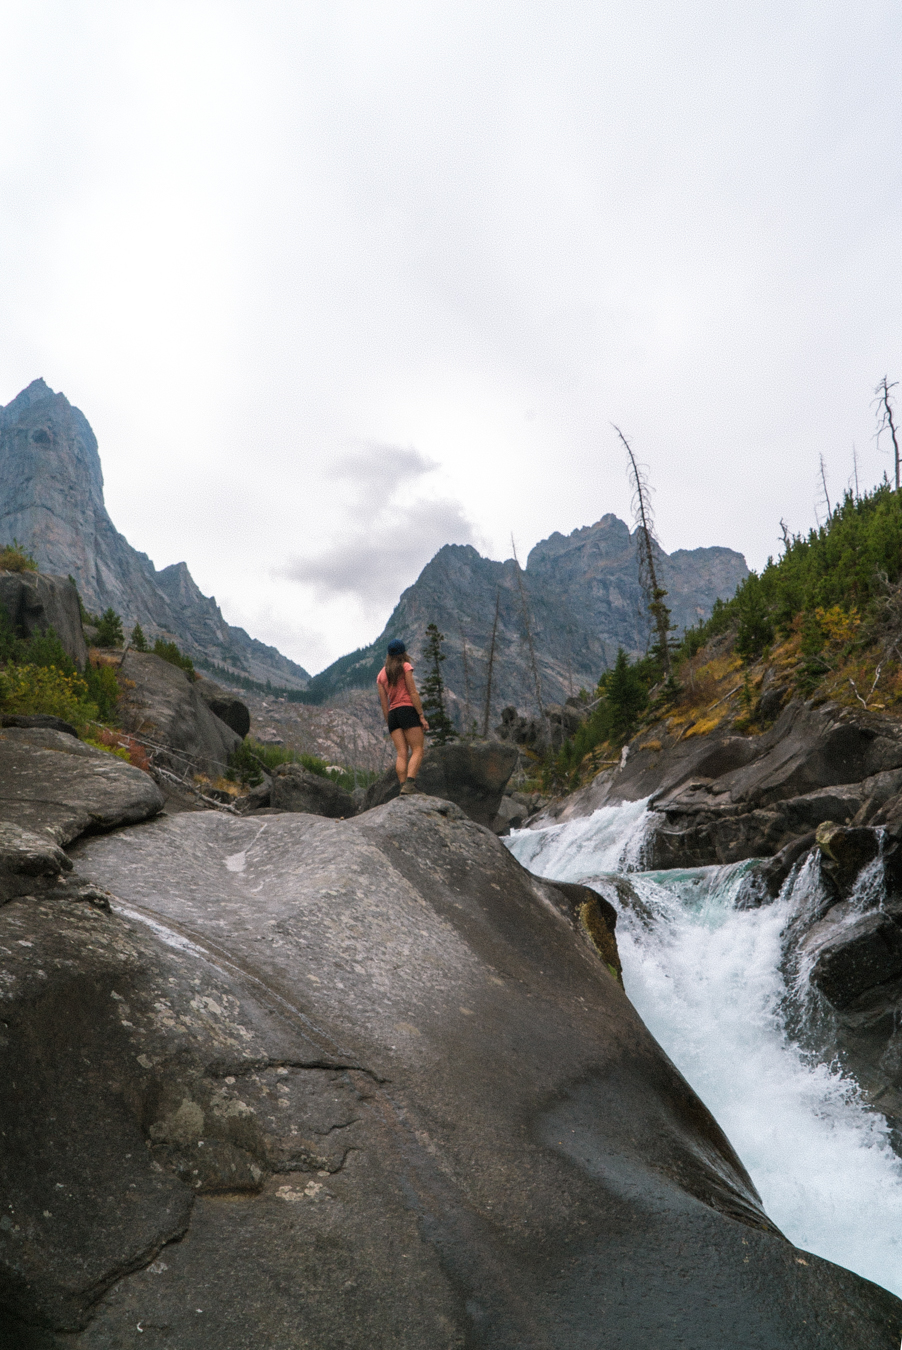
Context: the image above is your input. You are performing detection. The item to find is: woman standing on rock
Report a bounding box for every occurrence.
[377,639,429,795]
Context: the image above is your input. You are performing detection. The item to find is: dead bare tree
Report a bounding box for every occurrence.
[482,590,500,738]
[850,443,860,501]
[779,518,791,552]
[818,453,832,518]
[874,376,900,490]
[511,534,548,730]
[612,425,672,678]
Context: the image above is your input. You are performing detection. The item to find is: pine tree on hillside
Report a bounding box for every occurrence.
[94,607,124,648]
[130,623,148,652]
[420,623,457,744]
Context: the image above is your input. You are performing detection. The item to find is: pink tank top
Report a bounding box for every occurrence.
[377,663,414,710]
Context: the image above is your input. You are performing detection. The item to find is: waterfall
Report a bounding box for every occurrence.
[507,802,902,1297]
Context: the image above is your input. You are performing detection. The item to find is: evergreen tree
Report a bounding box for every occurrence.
[420,623,457,744]
[605,647,648,739]
[94,607,124,648]
[130,623,148,652]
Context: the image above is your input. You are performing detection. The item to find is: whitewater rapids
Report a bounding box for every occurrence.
[506,800,902,1298]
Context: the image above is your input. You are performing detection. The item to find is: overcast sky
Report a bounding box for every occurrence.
[1,1,900,673]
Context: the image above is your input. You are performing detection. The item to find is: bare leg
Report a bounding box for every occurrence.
[405,726,425,780]
[390,728,409,784]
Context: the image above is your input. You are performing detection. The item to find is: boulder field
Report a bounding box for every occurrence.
[0,797,897,1347]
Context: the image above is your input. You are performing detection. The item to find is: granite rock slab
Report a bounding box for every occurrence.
[0,797,888,1347]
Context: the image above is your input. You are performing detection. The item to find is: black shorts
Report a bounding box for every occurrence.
[387,706,422,733]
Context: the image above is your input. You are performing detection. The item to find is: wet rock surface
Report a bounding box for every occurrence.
[775,822,902,1141]
[117,651,241,779]
[0,726,163,845]
[0,798,893,1347]
[362,740,518,827]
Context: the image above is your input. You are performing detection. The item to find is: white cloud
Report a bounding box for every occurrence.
[278,445,480,605]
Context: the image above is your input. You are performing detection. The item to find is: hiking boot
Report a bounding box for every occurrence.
[399,779,418,795]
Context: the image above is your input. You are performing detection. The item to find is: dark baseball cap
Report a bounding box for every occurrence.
[386,639,405,656]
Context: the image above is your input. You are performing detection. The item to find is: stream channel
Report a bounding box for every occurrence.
[506,799,902,1298]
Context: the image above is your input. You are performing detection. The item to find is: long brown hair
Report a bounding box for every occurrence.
[385,649,410,688]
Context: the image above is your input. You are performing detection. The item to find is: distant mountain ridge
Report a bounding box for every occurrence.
[0,380,310,689]
[304,516,748,721]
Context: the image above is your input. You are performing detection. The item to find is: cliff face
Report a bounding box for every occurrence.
[306,515,748,717]
[0,381,309,688]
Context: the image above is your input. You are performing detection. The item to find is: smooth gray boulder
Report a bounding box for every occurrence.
[0,798,892,1347]
[0,569,87,668]
[0,726,163,845]
[362,740,519,826]
[118,651,241,779]
[269,763,354,817]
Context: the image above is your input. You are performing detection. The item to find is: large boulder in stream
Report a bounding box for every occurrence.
[361,739,519,826]
[0,797,896,1347]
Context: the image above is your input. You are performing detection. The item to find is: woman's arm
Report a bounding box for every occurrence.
[404,669,429,728]
[377,681,390,722]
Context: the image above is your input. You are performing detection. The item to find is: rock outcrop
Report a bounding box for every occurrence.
[539,696,902,868]
[0,380,310,690]
[361,740,519,826]
[0,569,87,668]
[269,763,355,818]
[0,798,894,1346]
[117,651,242,779]
[193,677,251,739]
[302,516,748,716]
[0,726,164,845]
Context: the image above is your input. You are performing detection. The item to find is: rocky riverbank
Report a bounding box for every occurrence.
[1,782,898,1346]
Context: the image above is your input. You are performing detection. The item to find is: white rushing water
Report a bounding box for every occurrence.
[507,801,902,1297]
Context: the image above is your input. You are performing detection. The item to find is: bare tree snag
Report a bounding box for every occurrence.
[818,453,832,518]
[874,376,900,490]
[612,425,672,677]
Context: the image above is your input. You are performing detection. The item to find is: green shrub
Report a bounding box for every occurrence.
[0,663,98,726]
[84,662,121,721]
[0,541,37,573]
[153,638,195,677]
[130,623,149,652]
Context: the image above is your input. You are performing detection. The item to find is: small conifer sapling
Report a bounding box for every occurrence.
[420,623,457,744]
